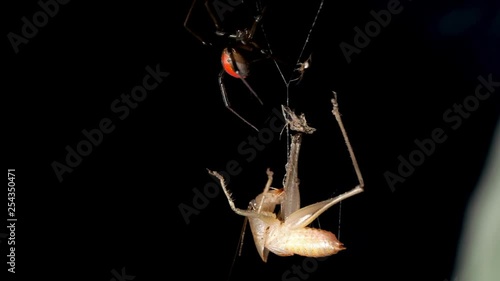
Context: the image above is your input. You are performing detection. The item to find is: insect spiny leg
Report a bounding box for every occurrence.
[331,92,365,190]
[207,169,275,219]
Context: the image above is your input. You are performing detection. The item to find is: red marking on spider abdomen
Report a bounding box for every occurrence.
[221,50,240,78]
[221,52,238,78]
[221,48,249,78]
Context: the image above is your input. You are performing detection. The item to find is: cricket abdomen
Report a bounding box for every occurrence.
[268,227,346,258]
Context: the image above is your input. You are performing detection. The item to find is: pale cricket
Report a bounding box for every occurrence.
[208,92,364,262]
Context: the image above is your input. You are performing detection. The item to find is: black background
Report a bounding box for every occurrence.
[4,0,499,281]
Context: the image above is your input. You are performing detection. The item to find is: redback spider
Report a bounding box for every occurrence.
[184,0,274,131]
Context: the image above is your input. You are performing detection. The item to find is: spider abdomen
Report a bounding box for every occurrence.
[267,227,346,258]
[221,48,250,78]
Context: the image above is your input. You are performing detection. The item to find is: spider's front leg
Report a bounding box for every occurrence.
[246,6,267,42]
[184,0,209,45]
[184,0,226,45]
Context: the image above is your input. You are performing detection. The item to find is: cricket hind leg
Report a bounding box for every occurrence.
[331,91,365,191]
[283,92,365,230]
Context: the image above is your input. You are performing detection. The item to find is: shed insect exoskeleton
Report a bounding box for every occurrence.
[208,92,364,262]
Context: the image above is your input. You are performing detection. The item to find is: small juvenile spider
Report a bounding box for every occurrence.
[208,92,365,262]
[184,0,273,131]
[290,53,312,84]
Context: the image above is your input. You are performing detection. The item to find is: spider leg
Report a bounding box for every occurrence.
[226,51,264,106]
[247,6,267,41]
[184,0,213,45]
[203,0,223,33]
[218,69,260,131]
[184,0,227,45]
[237,75,263,105]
